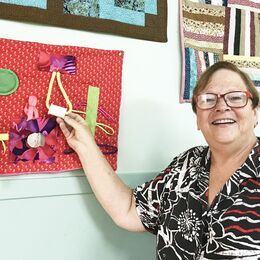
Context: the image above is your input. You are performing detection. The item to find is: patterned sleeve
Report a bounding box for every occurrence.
[133,159,179,234]
[133,146,204,234]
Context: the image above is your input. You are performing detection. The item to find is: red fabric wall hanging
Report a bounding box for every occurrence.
[0,38,123,175]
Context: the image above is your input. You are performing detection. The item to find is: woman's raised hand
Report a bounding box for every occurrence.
[56,113,93,153]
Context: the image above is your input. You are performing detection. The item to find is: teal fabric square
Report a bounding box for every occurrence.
[99,0,145,26]
[145,0,157,15]
[63,0,159,26]
[0,0,47,9]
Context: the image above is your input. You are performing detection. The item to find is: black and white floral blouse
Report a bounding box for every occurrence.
[134,141,260,260]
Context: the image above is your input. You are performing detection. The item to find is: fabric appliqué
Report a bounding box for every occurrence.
[9,117,58,163]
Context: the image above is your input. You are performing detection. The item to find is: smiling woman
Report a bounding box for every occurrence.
[194,63,258,147]
[56,61,260,259]
[192,62,259,208]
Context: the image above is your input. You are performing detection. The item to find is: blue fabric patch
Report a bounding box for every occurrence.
[99,0,145,26]
[0,0,46,9]
[184,48,191,100]
[189,48,197,98]
[145,0,157,15]
[63,0,160,26]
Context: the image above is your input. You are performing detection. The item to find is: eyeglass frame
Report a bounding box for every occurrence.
[195,90,253,110]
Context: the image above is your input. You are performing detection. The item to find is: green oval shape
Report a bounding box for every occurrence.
[0,69,19,96]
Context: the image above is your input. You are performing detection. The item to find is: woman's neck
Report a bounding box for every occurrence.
[209,136,257,166]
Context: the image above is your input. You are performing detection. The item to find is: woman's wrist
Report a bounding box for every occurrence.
[76,137,99,158]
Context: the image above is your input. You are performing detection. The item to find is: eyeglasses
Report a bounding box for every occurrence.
[196,91,253,110]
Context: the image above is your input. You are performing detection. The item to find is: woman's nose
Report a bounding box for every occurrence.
[214,97,231,112]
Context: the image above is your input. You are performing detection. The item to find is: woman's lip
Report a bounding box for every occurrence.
[211,118,236,125]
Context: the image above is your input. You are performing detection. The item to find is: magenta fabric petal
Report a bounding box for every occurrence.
[37,51,51,71]
[38,145,55,161]
[44,129,58,146]
[21,148,37,161]
[36,118,49,131]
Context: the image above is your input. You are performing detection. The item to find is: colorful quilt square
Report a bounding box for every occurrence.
[223,6,260,56]
[180,0,260,102]
[183,0,225,53]
[182,47,221,100]
[223,54,260,87]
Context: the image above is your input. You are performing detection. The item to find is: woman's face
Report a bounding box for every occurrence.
[196,69,258,147]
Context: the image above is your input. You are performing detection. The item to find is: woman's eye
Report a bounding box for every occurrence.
[229,95,243,102]
[206,97,215,103]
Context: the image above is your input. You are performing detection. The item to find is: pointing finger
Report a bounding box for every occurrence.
[56,118,72,138]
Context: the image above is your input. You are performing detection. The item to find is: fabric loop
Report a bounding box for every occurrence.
[96,122,115,135]
[0,133,9,154]
[46,71,73,115]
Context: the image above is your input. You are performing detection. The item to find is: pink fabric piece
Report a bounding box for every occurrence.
[24,96,39,121]
[37,51,76,74]
[183,31,224,43]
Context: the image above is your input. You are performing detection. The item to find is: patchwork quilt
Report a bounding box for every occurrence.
[180,0,260,102]
[0,0,167,42]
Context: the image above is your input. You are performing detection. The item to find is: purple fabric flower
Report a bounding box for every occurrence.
[10,117,59,163]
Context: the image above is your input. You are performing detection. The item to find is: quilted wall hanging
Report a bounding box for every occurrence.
[180,0,260,102]
[0,0,167,42]
[0,38,123,175]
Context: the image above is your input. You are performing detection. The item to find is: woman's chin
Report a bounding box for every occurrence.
[208,133,237,145]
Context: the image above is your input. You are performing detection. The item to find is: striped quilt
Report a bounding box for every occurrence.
[180,0,260,102]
